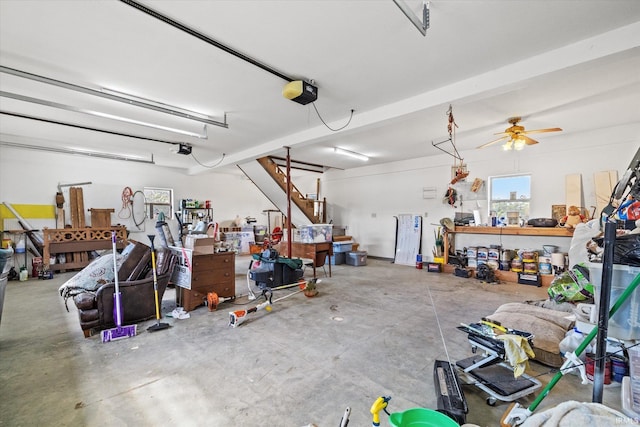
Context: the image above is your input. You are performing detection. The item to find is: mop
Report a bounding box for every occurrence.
[147,234,171,332]
[101,231,137,342]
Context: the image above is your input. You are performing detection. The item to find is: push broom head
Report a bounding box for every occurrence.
[147,321,171,332]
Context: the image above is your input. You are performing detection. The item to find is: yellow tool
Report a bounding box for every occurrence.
[370,396,391,426]
[481,318,508,333]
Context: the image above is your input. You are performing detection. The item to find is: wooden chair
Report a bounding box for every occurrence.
[305,250,328,278]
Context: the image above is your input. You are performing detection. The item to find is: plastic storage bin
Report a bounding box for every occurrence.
[327,252,346,265]
[300,224,332,243]
[346,251,367,266]
[332,242,353,253]
[589,262,640,340]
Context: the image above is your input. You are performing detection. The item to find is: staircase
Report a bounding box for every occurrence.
[237,157,325,227]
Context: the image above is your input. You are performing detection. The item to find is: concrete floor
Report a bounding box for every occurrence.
[0,255,625,426]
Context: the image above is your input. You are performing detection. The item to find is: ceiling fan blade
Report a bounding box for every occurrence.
[522,127,562,135]
[477,135,509,149]
[521,135,539,145]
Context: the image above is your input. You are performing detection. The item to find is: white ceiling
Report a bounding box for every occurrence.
[1,0,639,174]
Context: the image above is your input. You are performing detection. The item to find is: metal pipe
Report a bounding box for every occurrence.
[119,0,294,83]
[285,146,292,258]
[592,220,617,402]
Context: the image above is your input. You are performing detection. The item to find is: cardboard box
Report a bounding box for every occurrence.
[184,236,215,254]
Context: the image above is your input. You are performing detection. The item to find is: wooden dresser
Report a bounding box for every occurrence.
[176,252,235,312]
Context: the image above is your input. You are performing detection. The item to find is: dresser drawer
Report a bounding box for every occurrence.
[209,282,234,298]
[191,270,233,290]
[192,253,235,272]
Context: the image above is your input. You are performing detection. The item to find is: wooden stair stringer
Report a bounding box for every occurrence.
[256,157,320,224]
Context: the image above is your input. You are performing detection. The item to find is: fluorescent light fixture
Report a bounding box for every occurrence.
[0,140,155,164]
[101,88,224,124]
[0,90,207,138]
[334,147,369,161]
[85,109,207,139]
[0,65,228,128]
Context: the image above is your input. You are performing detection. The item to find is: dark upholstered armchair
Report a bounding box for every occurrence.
[70,244,177,337]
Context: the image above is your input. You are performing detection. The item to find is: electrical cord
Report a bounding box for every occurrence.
[190,152,225,168]
[312,103,354,132]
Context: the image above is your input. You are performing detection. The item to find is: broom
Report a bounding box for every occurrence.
[101,231,137,342]
[147,234,170,332]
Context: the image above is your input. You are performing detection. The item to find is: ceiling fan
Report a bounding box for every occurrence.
[477,117,562,150]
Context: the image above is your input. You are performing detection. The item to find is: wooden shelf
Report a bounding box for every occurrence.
[449,226,574,237]
[442,264,556,286]
[443,226,574,285]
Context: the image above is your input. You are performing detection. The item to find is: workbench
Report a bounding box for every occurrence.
[443,226,574,286]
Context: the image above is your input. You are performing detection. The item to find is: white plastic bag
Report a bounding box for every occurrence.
[568,219,601,269]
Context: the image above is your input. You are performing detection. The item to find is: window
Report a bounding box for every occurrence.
[143,187,174,219]
[488,174,531,225]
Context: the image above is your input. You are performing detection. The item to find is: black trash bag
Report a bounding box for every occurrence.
[614,233,640,266]
[593,233,640,267]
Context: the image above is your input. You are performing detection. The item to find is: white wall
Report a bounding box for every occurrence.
[0,146,272,246]
[322,123,639,260]
[1,122,638,263]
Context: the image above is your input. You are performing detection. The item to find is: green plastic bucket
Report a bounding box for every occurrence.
[388,408,459,427]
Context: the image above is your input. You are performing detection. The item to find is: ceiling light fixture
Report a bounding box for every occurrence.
[101,87,224,125]
[0,140,155,164]
[1,91,207,139]
[1,110,186,149]
[334,147,369,161]
[502,136,526,151]
[0,65,228,128]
